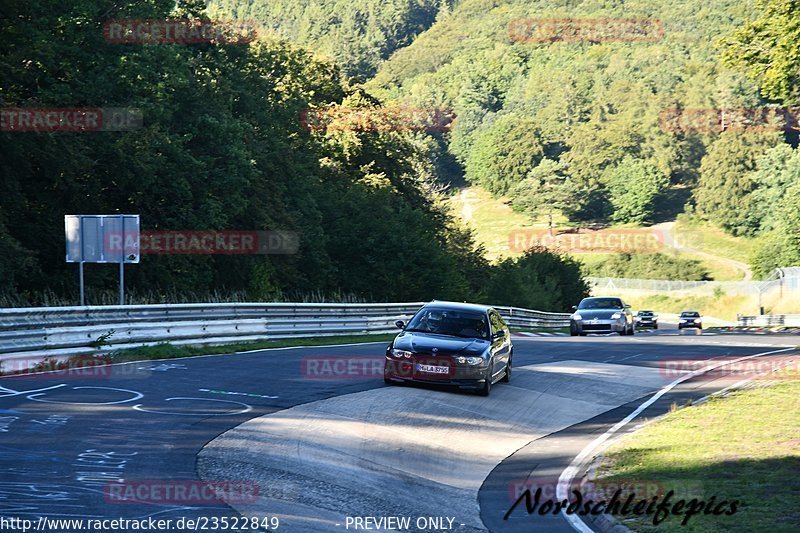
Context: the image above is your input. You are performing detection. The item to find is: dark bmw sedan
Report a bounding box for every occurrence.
[384,301,512,396]
[570,296,635,336]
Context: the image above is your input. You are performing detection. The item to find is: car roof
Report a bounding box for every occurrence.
[582,296,622,301]
[681,310,701,314]
[424,300,494,313]
[638,310,654,313]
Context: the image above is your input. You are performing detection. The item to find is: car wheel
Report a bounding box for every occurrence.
[570,330,578,336]
[579,332,587,336]
[478,368,492,396]
[629,325,635,336]
[654,324,658,330]
[501,355,511,383]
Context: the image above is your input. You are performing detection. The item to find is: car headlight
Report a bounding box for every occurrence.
[679,319,687,322]
[391,349,413,358]
[572,313,583,321]
[611,312,622,319]
[456,356,484,365]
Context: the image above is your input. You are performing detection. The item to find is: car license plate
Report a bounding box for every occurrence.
[416,364,449,374]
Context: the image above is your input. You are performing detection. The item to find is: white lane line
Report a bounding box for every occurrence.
[27,386,143,405]
[556,346,795,533]
[0,384,67,398]
[616,353,645,362]
[132,397,252,416]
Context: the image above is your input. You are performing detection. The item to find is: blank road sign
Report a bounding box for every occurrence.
[65,215,140,263]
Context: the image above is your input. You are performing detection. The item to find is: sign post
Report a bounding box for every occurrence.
[65,214,140,306]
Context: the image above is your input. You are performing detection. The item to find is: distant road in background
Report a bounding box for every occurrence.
[655,221,753,281]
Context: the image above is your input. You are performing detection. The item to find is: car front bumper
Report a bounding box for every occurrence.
[384,357,488,387]
[571,319,627,333]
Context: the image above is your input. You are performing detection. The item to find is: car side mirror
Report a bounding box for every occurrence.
[492,331,504,339]
[571,305,578,311]
[394,320,405,330]
[624,304,631,308]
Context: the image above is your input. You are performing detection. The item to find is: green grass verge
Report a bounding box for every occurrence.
[107,334,397,364]
[674,215,760,264]
[672,250,745,282]
[596,376,800,532]
[447,185,553,262]
[623,293,751,322]
[448,186,749,281]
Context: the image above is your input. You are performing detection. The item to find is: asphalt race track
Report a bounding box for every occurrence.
[0,324,797,532]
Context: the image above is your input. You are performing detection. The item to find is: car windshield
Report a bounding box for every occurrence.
[405,308,489,339]
[578,298,624,310]
[681,312,701,317]
[638,311,654,316]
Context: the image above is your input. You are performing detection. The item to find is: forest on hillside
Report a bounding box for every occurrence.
[2,0,798,309]
[213,0,800,278]
[0,0,588,310]
[208,0,457,79]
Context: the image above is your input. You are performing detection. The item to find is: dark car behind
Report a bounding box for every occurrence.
[384,301,512,396]
[678,311,703,330]
[635,310,658,329]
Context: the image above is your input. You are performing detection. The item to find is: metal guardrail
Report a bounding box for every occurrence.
[0,302,571,369]
[494,306,571,329]
[737,314,800,327]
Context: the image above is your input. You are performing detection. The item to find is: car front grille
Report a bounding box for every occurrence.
[583,324,612,331]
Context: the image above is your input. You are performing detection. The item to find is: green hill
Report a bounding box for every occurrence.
[368,0,797,276]
[208,0,455,78]
[209,0,800,278]
[367,0,764,198]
